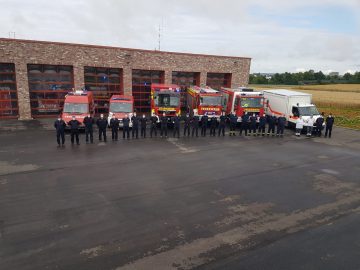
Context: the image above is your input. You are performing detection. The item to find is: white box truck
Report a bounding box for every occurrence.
[263,89,321,127]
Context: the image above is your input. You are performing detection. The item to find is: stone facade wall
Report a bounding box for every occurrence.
[0,38,251,119]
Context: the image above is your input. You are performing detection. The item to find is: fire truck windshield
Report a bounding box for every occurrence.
[240,98,262,108]
[298,106,319,116]
[155,93,179,107]
[200,96,222,106]
[110,102,132,113]
[63,103,88,114]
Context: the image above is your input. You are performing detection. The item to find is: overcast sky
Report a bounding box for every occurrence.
[1,0,360,74]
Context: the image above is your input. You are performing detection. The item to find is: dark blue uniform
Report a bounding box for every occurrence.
[229,113,237,136]
[218,115,226,136]
[140,117,147,138]
[240,114,249,136]
[210,116,217,136]
[131,115,139,139]
[172,116,181,138]
[201,115,208,136]
[325,116,334,138]
[110,117,120,141]
[315,116,324,137]
[267,115,277,136]
[160,116,168,137]
[68,119,81,145]
[96,117,107,142]
[150,116,158,138]
[277,116,286,136]
[191,115,199,137]
[54,119,66,146]
[249,115,257,135]
[258,115,266,136]
[83,116,94,143]
[183,115,191,137]
[122,117,130,139]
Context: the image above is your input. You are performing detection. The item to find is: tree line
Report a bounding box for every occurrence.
[249,71,360,85]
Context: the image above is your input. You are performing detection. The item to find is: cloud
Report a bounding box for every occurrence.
[0,0,359,73]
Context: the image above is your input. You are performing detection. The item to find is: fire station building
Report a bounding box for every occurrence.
[0,38,251,120]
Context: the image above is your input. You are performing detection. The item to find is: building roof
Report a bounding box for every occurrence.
[0,38,251,60]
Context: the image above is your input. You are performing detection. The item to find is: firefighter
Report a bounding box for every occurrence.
[277,114,286,137]
[96,114,108,142]
[229,111,237,136]
[201,113,208,137]
[258,113,266,136]
[218,111,226,136]
[83,114,94,144]
[267,113,277,136]
[191,114,199,137]
[306,115,314,137]
[172,113,181,138]
[68,115,81,145]
[183,113,191,137]
[122,114,130,139]
[238,113,242,134]
[295,116,304,136]
[140,114,147,138]
[54,116,66,147]
[150,112,158,138]
[325,113,335,138]
[110,114,119,141]
[315,112,325,137]
[210,116,217,136]
[240,112,249,136]
[160,112,168,138]
[249,113,257,136]
[131,112,139,139]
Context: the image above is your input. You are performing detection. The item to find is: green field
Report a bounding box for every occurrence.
[250,84,360,130]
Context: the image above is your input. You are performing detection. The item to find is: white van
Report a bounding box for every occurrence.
[263,89,321,127]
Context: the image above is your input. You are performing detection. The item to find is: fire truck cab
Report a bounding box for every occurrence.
[220,87,264,119]
[107,95,134,127]
[187,86,223,120]
[151,83,181,121]
[61,90,95,128]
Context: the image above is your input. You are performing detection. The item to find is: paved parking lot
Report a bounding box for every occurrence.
[0,121,360,270]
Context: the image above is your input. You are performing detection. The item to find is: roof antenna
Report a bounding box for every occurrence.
[157,18,165,51]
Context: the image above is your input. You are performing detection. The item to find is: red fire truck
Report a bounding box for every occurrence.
[151,83,181,121]
[220,87,264,117]
[107,95,134,127]
[187,86,223,119]
[61,90,95,128]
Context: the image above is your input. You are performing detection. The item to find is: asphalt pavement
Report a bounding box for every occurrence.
[0,120,359,270]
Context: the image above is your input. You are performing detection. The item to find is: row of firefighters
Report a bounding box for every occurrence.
[53,111,335,146]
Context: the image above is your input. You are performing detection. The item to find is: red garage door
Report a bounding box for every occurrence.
[0,63,18,119]
[28,64,74,118]
[84,67,123,114]
[132,70,164,113]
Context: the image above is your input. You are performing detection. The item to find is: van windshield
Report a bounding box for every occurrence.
[63,103,88,114]
[110,102,132,113]
[155,93,180,107]
[298,106,319,116]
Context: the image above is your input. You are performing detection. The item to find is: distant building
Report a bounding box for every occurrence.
[329,72,339,77]
[253,73,274,80]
